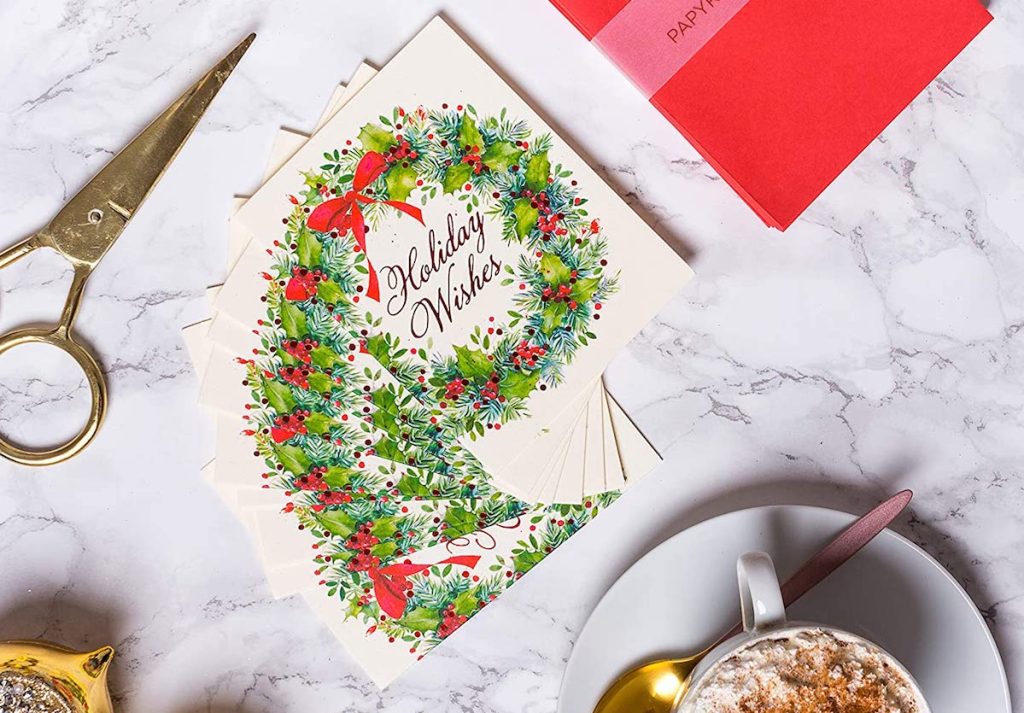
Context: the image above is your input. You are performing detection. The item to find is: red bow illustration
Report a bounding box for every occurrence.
[306,151,424,301]
[369,555,480,619]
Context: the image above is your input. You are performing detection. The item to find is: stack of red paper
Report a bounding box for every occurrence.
[550,0,992,229]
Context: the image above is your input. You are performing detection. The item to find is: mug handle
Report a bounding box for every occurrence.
[738,551,786,634]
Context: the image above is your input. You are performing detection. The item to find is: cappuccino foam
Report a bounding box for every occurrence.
[680,628,925,713]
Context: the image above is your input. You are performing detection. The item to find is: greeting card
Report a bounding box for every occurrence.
[222,18,691,491]
[185,19,686,686]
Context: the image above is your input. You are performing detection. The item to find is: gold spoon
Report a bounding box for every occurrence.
[593,491,914,713]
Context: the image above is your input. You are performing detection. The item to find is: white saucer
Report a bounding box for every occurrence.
[558,505,1009,713]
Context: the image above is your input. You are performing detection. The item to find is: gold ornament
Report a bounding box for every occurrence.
[0,641,114,713]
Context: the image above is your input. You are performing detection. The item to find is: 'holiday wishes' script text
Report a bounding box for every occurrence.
[381,212,502,339]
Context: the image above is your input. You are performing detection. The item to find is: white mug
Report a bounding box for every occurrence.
[674,551,930,712]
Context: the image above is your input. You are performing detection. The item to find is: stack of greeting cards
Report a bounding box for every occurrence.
[183,18,693,687]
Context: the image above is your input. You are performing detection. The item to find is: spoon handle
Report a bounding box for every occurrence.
[720,489,913,641]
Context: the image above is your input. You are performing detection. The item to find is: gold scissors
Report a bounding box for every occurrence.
[0,34,255,467]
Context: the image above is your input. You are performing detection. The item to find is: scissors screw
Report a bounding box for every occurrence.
[87,209,104,224]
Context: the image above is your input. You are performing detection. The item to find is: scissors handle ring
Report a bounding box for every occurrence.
[0,327,107,466]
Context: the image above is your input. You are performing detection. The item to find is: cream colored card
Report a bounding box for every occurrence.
[225,19,692,497]
[601,386,627,491]
[582,385,606,495]
[507,380,592,502]
[301,511,540,687]
[542,379,598,505]
[254,508,316,570]
[553,394,588,504]
[317,63,378,130]
[190,62,622,505]
[189,89,617,508]
[182,286,222,382]
[185,26,687,688]
[182,320,213,381]
[210,78,597,505]
[605,384,661,484]
[220,66,377,308]
[197,344,249,414]
[201,462,258,531]
[543,418,579,504]
[529,396,582,504]
[213,413,267,486]
[227,196,250,270]
[195,63,597,503]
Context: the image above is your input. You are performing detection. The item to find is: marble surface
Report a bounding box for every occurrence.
[0,1,1021,711]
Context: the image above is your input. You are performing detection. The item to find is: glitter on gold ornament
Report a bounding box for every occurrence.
[0,641,114,713]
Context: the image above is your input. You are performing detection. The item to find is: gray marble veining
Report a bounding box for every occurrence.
[0,1,1021,711]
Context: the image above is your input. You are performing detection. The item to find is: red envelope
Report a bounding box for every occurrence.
[550,0,992,230]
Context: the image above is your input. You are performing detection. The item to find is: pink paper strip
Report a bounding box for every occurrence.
[593,0,752,98]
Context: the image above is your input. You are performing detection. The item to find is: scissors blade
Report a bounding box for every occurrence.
[41,33,255,266]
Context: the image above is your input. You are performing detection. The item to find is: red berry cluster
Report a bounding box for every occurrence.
[279,364,312,389]
[541,278,579,310]
[480,379,499,402]
[270,409,310,443]
[444,378,467,401]
[347,551,381,573]
[282,337,320,364]
[523,189,568,239]
[285,266,326,301]
[386,135,418,164]
[461,144,485,175]
[319,490,353,506]
[511,340,546,368]
[346,523,381,553]
[436,603,469,639]
[295,466,328,491]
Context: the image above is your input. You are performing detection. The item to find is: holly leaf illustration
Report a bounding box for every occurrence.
[364,334,392,367]
[443,505,479,538]
[402,607,442,632]
[307,371,333,394]
[371,386,400,414]
[442,163,473,194]
[371,519,399,538]
[481,141,523,172]
[525,150,550,192]
[371,541,399,558]
[396,476,432,497]
[455,345,493,382]
[374,437,406,462]
[513,549,547,573]
[296,225,322,267]
[540,301,568,335]
[452,589,478,616]
[310,345,340,370]
[458,115,484,152]
[323,466,357,489]
[512,198,539,239]
[386,164,419,202]
[358,123,395,153]
[315,509,357,538]
[570,276,600,303]
[304,412,333,435]
[280,300,308,339]
[263,378,296,413]
[274,444,310,475]
[371,408,401,436]
[499,370,539,399]
[317,279,345,304]
[539,252,571,286]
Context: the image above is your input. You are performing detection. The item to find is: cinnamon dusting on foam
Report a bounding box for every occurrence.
[681,629,925,713]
